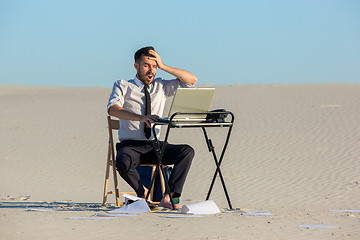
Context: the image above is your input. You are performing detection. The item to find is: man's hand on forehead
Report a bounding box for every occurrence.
[148,50,165,69]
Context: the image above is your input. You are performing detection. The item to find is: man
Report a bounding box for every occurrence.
[107,46,197,209]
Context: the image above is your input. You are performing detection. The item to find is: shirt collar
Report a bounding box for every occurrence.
[134,75,153,91]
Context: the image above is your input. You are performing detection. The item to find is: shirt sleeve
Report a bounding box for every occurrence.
[107,80,125,113]
[162,78,194,97]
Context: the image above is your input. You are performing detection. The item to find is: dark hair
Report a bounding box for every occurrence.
[134,46,155,63]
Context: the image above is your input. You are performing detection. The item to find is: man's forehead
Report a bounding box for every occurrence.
[139,55,157,65]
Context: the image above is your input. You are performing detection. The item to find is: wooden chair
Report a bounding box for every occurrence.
[102,116,166,207]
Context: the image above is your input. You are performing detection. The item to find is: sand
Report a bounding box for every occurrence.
[1,83,359,239]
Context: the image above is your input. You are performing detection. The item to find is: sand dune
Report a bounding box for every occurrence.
[1,84,359,240]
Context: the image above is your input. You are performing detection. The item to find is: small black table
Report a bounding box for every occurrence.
[145,111,234,210]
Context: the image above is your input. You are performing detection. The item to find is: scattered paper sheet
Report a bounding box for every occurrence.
[95,212,138,217]
[242,211,272,216]
[181,200,221,215]
[107,199,150,214]
[67,217,113,220]
[222,210,271,215]
[298,225,336,228]
[222,209,245,214]
[25,208,61,212]
[162,215,205,218]
[329,210,360,213]
[123,194,143,205]
[122,193,153,205]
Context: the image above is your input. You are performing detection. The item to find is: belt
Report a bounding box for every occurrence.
[116,140,155,150]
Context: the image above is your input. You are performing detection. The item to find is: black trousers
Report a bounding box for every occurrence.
[116,140,194,198]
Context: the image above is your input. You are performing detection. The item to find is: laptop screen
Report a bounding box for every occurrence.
[166,88,215,119]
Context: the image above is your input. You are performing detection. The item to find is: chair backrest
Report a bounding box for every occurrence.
[108,115,119,130]
[107,116,119,154]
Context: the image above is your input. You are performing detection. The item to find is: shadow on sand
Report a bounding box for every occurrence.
[0,201,119,212]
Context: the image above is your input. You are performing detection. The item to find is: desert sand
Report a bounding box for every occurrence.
[1,83,359,240]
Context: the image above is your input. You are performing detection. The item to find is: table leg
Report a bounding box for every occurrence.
[202,127,233,209]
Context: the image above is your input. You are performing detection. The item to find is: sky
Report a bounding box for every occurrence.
[0,0,359,88]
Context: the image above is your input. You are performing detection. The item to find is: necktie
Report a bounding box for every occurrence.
[144,85,151,139]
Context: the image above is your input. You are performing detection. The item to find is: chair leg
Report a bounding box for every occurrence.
[102,144,112,205]
[148,166,156,201]
[110,143,120,207]
[159,167,166,196]
[111,164,120,207]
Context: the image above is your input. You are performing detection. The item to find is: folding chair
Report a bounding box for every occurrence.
[102,115,167,207]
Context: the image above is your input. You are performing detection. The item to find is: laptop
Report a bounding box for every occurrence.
[157,88,215,123]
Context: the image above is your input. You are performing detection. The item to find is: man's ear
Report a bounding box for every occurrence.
[134,62,139,71]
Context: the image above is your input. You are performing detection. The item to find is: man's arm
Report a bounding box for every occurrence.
[149,50,197,86]
[108,104,158,127]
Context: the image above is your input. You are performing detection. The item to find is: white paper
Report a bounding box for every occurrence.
[123,194,143,205]
[298,225,336,228]
[122,193,153,205]
[242,211,272,216]
[95,212,138,217]
[107,199,150,214]
[222,210,245,214]
[67,217,112,220]
[25,208,61,212]
[162,215,205,218]
[329,210,360,213]
[181,200,221,215]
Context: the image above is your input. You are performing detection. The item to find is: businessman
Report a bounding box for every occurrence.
[107,46,197,209]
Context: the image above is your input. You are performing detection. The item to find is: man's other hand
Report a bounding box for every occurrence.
[140,114,159,127]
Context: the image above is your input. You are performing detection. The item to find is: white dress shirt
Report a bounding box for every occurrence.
[107,76,192,141]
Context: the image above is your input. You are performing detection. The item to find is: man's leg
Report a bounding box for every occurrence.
[116,144,153,198]
[158,144,194,208]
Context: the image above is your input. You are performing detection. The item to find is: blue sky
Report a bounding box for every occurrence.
[1,0,359,87]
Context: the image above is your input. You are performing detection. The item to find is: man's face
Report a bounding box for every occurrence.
[135,55,157,85]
